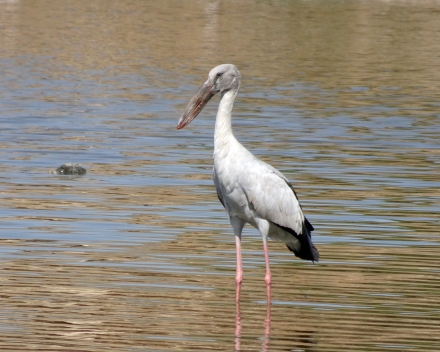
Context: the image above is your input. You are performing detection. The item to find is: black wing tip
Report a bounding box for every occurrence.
[286,243,320,263]
[282,180,318,261]
[310,245,320,263]
[305,217,314,232]
[273,219,319,263]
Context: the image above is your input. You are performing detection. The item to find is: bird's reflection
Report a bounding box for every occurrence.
[234,299,271,352]
[234,301,242,351]
[234,297,319,352]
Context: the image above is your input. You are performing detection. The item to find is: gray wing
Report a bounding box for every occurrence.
[243,159,318,261]
[240,159,306,235]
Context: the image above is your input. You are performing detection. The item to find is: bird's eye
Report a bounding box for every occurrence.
[216,72,223,78]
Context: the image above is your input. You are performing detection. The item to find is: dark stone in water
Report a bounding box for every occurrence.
[55,163,87,175]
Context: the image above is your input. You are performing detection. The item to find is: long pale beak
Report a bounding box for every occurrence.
[177,80,214,130]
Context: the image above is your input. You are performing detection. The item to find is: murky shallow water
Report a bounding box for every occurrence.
[1,0,440,351]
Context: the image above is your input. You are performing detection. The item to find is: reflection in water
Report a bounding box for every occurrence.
[235,301,271,352]
[235,301,242,351]
[1,0,440,351]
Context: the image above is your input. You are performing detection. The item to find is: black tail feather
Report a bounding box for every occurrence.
[272,218,319,262]
[305,217,314,232]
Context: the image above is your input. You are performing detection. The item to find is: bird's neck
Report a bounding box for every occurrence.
[214,89,238,152]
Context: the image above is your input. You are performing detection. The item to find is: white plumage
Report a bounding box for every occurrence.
[177,64,318,302]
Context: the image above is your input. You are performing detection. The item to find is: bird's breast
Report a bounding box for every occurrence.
[213,158,256,225]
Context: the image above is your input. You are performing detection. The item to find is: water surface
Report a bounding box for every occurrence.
[1,1,440,351]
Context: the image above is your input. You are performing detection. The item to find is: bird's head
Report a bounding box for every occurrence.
[177,64,241,130]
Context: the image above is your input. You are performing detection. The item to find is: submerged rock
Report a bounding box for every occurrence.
[54,163,87,175]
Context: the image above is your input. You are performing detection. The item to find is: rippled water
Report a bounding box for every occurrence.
[1,0,440,351]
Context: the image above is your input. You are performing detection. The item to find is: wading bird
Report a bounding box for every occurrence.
[177,64,319,303]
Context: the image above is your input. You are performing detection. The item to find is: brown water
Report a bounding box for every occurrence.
[1,0,440,351]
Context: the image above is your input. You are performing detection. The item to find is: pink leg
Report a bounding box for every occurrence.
[235,235,243,303]
[263,241,272,304]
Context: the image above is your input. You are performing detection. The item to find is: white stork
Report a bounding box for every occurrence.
[177,64,319,303]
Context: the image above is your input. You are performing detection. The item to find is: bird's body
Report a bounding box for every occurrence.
[177,64,318,302]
